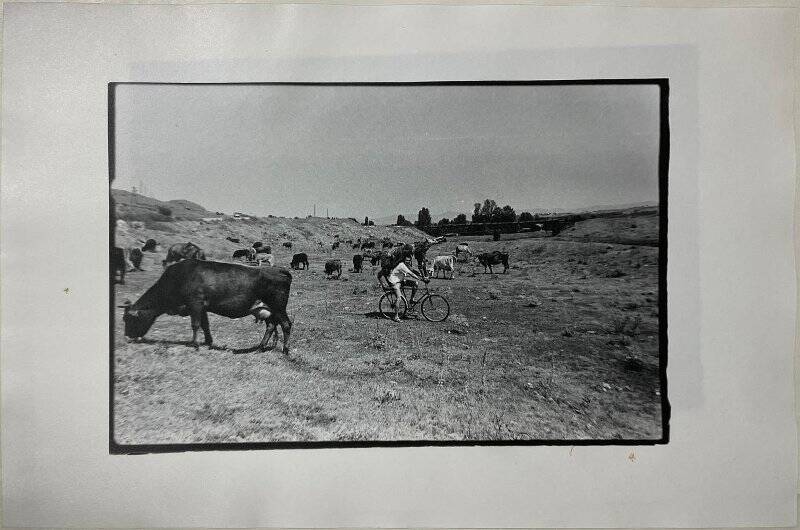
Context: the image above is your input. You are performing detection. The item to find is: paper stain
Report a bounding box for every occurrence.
[628,451,636,462]
[63,287,70,294]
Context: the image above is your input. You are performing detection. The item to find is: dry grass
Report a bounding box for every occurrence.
[113,218,663,444]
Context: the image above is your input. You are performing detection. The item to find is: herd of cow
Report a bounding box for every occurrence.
[112,235,511,354]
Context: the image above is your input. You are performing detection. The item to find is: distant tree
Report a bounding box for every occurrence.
[396,214,407,226]
[472,203,482,222]
[368,220,375,226]
[474,199,500,223]
[453,213,468,224]
[417,207,432,227]
[364,216,369,226]
[498,205,517,223]
[438,218,450,226]
[518,211,534,223]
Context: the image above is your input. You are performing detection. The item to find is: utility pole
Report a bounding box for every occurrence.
[327,207,329,218]
[314,204,316,217]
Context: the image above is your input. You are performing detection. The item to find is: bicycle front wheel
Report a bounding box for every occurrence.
[420,294,450,322]
[379,292,408,320]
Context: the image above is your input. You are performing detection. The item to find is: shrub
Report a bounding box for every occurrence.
[157,205,172,217]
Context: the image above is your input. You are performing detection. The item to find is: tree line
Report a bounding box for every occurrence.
[396,199,538,228]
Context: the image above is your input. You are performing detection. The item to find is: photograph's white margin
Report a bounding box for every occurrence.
[1,2,797,528]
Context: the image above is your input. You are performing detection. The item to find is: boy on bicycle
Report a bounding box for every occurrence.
[380,255,429,322]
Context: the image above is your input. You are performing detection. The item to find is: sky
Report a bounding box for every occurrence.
[113,83,662,219]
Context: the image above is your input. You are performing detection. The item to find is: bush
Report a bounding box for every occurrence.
[157,205,172,217]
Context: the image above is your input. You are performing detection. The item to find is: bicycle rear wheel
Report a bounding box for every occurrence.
[420,294,450,322]
[379,292,408,320]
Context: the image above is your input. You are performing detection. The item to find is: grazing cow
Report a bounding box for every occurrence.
[290,253,309,270]
[361,241,375,250]
[283,242,293,249]
[325,259,342,279]
[226,237,240,244]
[378,245,413,276]
[111,247,126,284]
[258,253,275,267]
[412,237,446,277]
[255,245,272,254]
[332,241,340,250]
[142,239,158,252]
[232,248,256,261]
[119,260,293,353]
[352,254,364,273]
[455,243,472,262]
[352,243,360,249]
[382,241,393,248]
[127,247,144,271]
[476,251,509,274]
[431,255,456,279]
[162,242,206,268]
[252,241,263,249]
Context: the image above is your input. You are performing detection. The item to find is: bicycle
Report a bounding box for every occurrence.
[378,281,450,322]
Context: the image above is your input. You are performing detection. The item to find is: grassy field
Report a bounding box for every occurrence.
[113,216,663,444]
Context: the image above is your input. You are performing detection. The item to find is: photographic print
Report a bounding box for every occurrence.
[110,81,668,451]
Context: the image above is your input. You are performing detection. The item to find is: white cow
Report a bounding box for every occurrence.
[455,243,472,263]
[258,253,275,267]
[431,255,456,279]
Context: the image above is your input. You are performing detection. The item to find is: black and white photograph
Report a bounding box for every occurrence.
[110,81,668,450]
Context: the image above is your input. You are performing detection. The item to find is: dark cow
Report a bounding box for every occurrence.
[352,243,360,249]
[226,237,240,244]
[252,241,263,249]
[382,241,394,248]
[111,247,126,284]
[332,241,340,250]
[142,239,158,252]
[325,259,342,279]
[283,242,293,249]
[128,247,144,270]
[378,245,412,276]
[290,253,309,270]
[119,260,293,353]
[232,248,256,261]
[352,254,364,273]
[163,242,206,268]
[361,241,375,250]
[411,237,445,278]
[477,251,509,274]
[255,245,272,254]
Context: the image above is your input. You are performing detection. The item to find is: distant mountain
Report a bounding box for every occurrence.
[571,201,658,214]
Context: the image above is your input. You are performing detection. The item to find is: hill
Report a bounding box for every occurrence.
[113,189,222,222]
[113,189,430,260]
[556,206,659,246]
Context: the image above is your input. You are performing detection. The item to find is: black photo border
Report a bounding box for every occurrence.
[109,79,669,454]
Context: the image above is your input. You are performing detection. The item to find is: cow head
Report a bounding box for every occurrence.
[118,301,159,338]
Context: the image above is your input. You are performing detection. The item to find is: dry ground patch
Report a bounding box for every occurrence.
[113,235,662,444]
